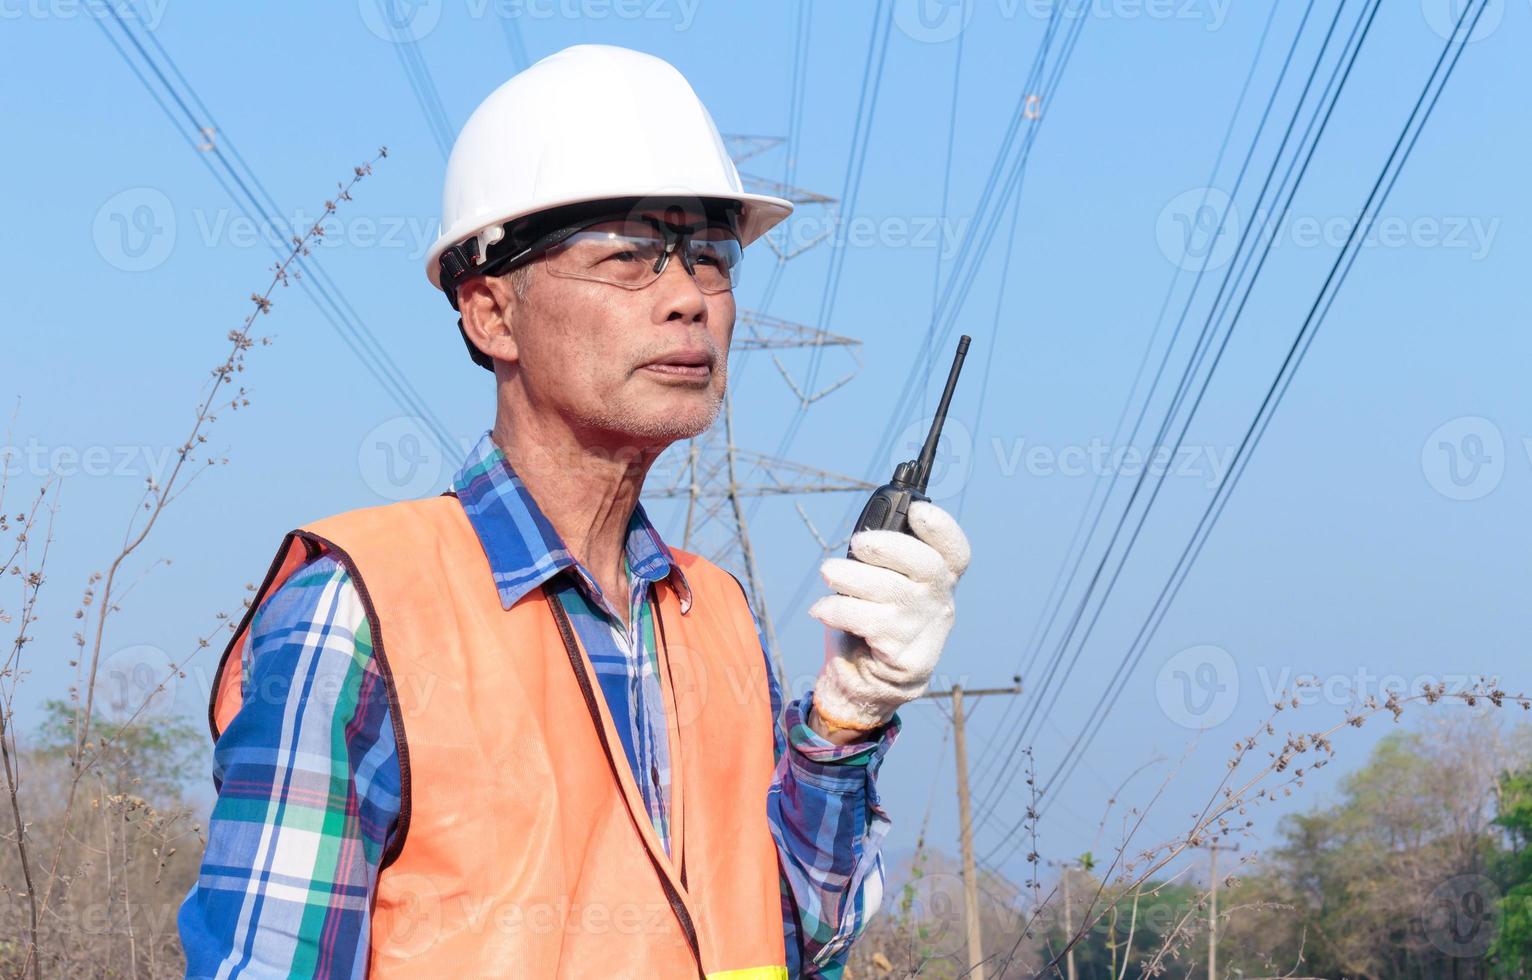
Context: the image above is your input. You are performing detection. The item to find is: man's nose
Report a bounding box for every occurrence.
[654,252,709,322]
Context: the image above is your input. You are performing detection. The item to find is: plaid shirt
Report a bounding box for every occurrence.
[179,430,897,978]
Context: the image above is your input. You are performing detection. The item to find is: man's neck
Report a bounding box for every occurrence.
[489,411,659,625]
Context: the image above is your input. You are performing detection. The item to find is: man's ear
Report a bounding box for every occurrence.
[458,276,520,367]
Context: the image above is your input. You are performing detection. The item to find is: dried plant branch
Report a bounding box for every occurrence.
[1,480,59,979]
[2,149,388,979]
[1010,679,1531,979]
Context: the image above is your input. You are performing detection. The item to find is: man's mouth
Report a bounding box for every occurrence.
[641,350,714,381]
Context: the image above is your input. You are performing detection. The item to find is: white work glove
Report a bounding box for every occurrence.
[808,500,971,732]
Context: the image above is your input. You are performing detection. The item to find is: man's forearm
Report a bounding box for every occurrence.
[769,692,900,975]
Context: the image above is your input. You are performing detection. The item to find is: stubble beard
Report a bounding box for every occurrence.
[573,362,728,447]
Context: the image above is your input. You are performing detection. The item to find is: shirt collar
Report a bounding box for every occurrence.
[450,430,693,613]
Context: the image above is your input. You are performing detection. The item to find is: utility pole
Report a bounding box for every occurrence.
[919,678,1023,980]
[1205,840,1239,980]
[1060,865,1077,980]
[1046,856,1086,980]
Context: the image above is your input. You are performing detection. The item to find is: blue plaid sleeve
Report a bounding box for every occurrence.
[758,612,900,978]
[178,554,400,979]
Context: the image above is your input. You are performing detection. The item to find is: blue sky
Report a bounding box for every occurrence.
[4,0,1530,898]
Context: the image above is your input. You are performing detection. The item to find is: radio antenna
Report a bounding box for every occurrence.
[913,335,971,492]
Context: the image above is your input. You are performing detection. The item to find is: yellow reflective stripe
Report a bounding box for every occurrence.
[705,968,789,980]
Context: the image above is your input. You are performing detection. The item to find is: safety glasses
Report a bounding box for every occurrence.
[540,213,743,294]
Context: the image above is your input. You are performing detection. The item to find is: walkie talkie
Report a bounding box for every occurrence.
[847,335,971,556]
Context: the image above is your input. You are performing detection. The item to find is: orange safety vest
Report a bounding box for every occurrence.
[209,495,789,979]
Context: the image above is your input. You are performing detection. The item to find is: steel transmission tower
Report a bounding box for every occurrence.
[646,317,872,684]
[644,138,867,685]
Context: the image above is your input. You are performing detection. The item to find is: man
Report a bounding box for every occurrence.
[179,45,970,979]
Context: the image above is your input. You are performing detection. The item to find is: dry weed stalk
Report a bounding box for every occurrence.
[1004,678,1532,979]
[0,151,386,980]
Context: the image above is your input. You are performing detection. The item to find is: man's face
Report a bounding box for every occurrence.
[498,207,736,452]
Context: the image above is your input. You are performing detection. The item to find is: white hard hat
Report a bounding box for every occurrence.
[426,44,793,292]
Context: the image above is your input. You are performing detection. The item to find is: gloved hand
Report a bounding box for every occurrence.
[808,500,971,732]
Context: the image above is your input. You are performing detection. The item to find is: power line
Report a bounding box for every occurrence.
[775,5,1090,630]
[100,3,459,461]
[498,11,531,72]
[996,0,1380,805]
[375,0,457,159]
[963,0,1289,793]
[860,5,1084,485]
[967,0,1349,828]
[766,0,895,460]
[1031,0,1489,828]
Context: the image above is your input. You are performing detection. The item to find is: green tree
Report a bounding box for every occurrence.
[1219,713,1521,979]
[32,698,202,801]
[1491,767,1532,975]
